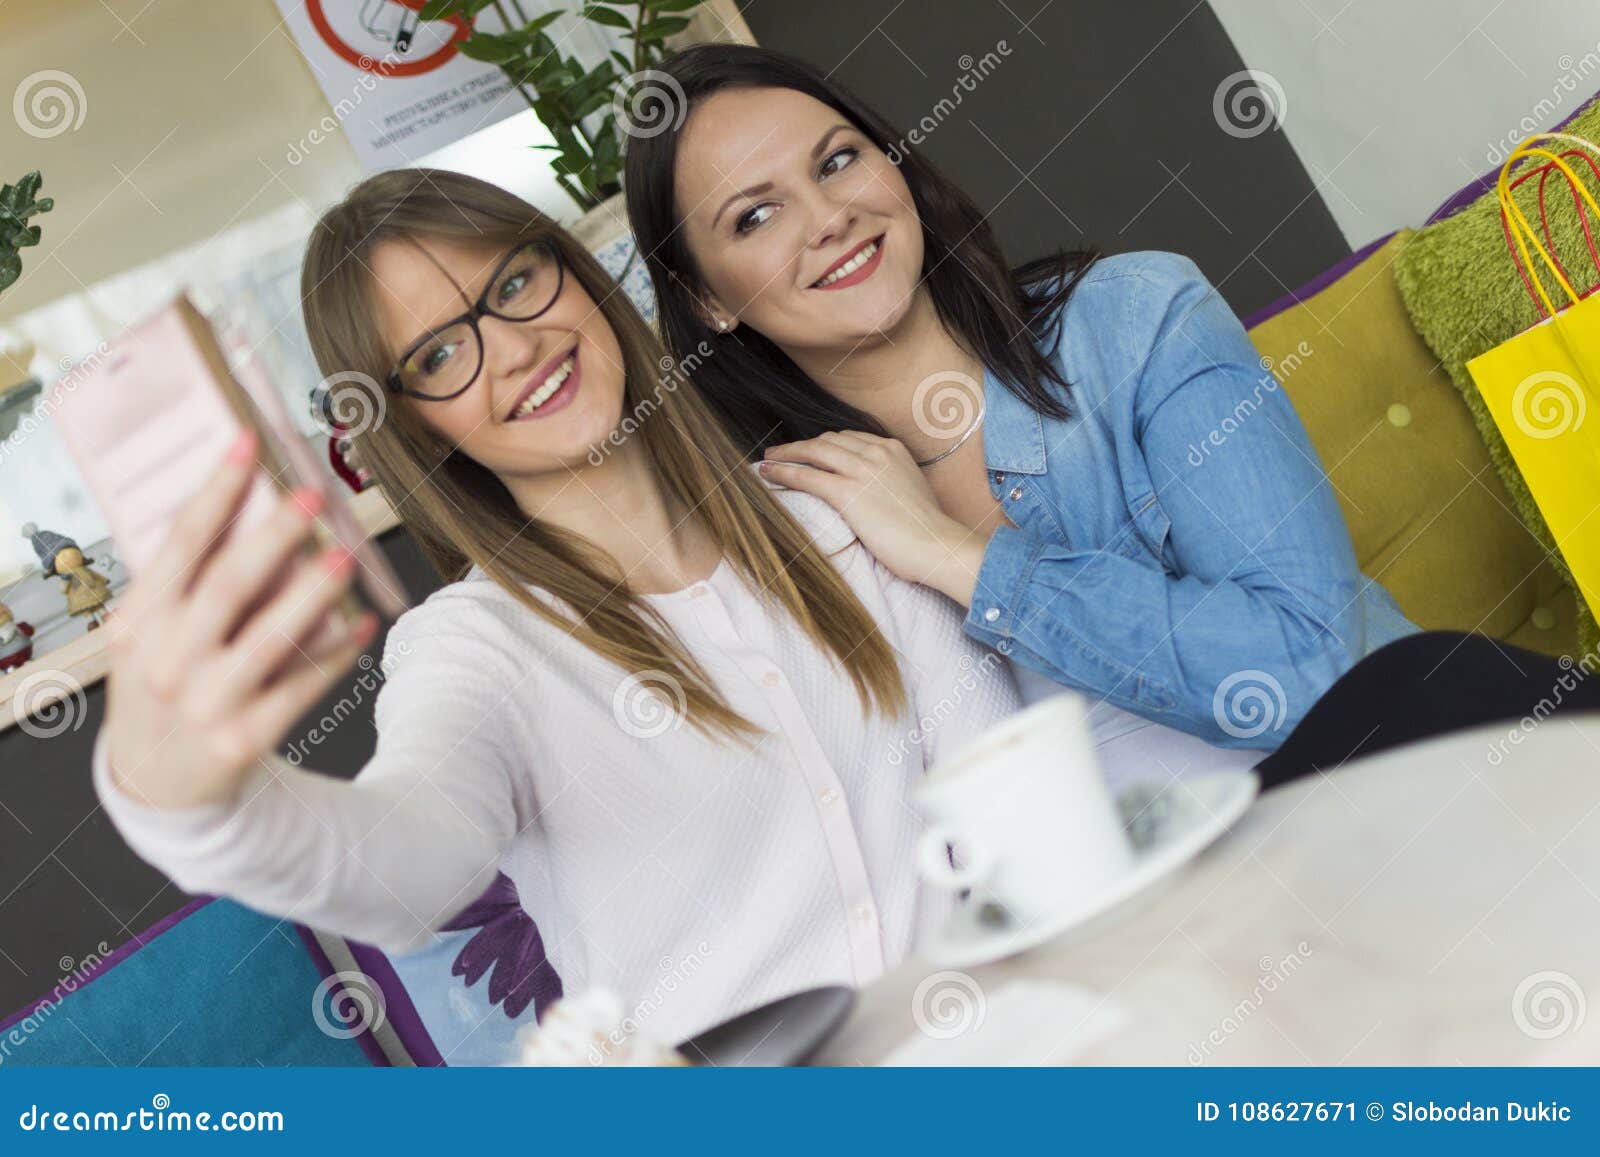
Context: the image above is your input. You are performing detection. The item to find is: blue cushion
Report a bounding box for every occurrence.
[0,899,376,1067]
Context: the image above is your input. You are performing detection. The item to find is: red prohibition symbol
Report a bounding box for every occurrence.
[306,0,473,78]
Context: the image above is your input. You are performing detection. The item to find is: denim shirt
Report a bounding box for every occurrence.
[962,250,1418,749]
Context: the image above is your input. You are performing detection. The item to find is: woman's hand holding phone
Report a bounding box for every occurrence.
[102,429,379,810]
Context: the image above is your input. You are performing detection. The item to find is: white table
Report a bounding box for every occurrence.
[817,715,1600,1065]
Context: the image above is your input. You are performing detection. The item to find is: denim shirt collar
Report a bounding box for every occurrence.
[981,367,1048,475]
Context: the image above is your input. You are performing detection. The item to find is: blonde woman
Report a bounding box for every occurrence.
[93,170,1019,1046]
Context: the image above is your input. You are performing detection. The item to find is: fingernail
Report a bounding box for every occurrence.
[226,428,258,464]
[293,486,326,518]
[757,461,771,472]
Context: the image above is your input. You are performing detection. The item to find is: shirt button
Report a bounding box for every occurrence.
[819,787,839,804]
[689,585,709,599]
[853,905,873,923]
[1008,485,1024,501]
[761,670,782,687]
[992,471,1005,485]
[983,607,1000,623]
[1386,402,1412,428]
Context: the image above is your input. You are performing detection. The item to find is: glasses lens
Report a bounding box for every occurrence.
[396,321,480,399]
[485,242,561,320]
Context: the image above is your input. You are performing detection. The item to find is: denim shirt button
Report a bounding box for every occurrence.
[983,607,1000,623]
[992,471,1005,485]
[1008,486,1024,501]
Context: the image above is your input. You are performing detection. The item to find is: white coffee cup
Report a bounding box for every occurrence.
[914,694,1135,924]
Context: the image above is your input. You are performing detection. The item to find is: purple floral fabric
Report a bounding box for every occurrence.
[440,872,562,1021]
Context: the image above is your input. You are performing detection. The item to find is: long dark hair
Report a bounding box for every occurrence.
[624,43,1101,451]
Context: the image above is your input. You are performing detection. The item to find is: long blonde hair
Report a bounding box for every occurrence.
[300,168,905,737]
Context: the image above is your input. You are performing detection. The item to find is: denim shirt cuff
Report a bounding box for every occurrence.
[964,524,1041,644]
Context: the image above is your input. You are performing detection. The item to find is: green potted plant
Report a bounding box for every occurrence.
[0,171,54,298]
[419,0,706,237]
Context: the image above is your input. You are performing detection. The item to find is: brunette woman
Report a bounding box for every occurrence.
[625,44,1418,760]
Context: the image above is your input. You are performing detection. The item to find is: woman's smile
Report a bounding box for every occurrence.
[505,343,582,422]
[811,234,885,290]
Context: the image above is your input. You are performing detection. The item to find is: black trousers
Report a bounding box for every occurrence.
[1253,630,1600,791]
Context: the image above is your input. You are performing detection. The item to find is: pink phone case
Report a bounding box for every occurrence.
[50,295,410,626]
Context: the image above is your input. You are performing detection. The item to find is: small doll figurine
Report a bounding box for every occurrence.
[0,602,34,673]
[21,522,113,629]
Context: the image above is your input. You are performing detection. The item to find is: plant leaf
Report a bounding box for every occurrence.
[634,16,691,42]
[457,33,520,63]
[520,10,564,34]
[582,5,633,28]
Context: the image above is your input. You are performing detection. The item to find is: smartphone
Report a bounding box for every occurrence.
[49,295,410,631]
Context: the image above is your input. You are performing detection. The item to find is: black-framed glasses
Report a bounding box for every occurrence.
[386,238,566,401]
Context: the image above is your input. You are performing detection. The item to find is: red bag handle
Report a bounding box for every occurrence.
[1501,147,1600,317]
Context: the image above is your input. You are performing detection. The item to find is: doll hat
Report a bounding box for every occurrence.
[20,522,77,574]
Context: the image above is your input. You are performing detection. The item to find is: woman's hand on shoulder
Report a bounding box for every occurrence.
[758,431,987,605]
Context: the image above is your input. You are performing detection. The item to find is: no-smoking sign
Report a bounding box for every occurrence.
[305,0,472,78]
[277,0,523,169]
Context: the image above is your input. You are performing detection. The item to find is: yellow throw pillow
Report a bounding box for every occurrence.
[1250,231,1578,658]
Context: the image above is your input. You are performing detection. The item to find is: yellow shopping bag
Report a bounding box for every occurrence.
[1467,132,1600,621]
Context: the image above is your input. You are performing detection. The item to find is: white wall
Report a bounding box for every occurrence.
[1210,0,1600,247]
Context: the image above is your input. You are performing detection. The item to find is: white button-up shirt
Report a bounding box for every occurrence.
[93,484,1021,1044]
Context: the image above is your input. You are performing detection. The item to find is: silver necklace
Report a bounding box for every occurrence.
[914,396,986,467]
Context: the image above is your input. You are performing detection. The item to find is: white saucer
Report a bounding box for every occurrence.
[921,769,1259,968]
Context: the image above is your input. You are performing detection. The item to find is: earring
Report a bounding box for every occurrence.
[715,318,728,332]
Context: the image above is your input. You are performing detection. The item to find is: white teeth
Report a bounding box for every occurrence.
[815,240,879,287]
[511,353,575,417]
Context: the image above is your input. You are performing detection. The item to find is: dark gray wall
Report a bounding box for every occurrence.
[741,0,1351,317]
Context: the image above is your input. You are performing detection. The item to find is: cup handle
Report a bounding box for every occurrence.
[917,824,993,890]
